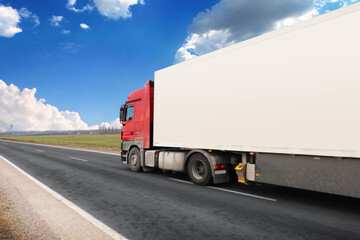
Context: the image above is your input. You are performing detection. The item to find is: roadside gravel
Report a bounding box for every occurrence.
[0,170,58,240]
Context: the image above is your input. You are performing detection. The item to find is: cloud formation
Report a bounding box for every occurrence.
[98,118,122,129]
[0,5,22,37]
[66,0,144,20]
[49,15,64,27]
[0,4,40,38]
[59,42,83,53]
[175,0,316,62]
[175,0,358,63]
[66,0,94,13]
[80,23,90,30]
[19,8,40,27]
[94,0,144,20]
[0,80,89,131]
[0,80,121,132]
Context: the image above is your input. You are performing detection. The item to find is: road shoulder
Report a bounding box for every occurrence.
[0,156,119,240]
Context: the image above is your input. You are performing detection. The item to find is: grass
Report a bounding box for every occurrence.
[0,134,122,152]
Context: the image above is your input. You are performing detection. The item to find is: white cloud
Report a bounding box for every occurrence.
[19,8,40,27]
[0,79,122,132]
[65,0,144,20]
[0,80,90,131]
[62,30,71,35]
[59,42,83,53]
[275,8,318,29]
[175,29,234,63]
[80,23,90,30]
[49,15,64,27]
[0,4,22,37]
[0,4,41,38]
[93,0,144,20]
[66,0,94,13]
[175,0,319,63]
[96,118,122,129]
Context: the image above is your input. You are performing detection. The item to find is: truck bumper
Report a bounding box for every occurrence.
[121,151,127,164]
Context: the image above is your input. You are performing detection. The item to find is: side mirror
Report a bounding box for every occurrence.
[119,105,125,124]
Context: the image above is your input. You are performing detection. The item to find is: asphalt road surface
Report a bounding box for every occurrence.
[0,140,359,240]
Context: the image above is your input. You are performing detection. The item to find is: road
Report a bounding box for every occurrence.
[0,140,359,240]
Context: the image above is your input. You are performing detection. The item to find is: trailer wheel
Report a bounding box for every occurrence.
[129,147,141,172]
[187,153,212,185]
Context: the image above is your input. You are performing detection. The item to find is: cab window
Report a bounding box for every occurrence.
[125,105,134,121]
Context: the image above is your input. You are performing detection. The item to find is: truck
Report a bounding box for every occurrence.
[119,3,360,198]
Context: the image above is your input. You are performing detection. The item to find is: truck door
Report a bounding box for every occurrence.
[122,104,135,141]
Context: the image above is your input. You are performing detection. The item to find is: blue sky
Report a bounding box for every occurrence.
[0,0,359,131]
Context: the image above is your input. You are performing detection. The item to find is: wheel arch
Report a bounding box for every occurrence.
[185,150,213,174]
[125,145,141,164]
[128,146,143,172]
[185,149,230,184]
[122,140,143,164]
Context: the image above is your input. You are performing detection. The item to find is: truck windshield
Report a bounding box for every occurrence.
[125,105,134,121]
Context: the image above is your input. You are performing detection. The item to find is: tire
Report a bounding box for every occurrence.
[187,153,212,185]
[128,147,141,172]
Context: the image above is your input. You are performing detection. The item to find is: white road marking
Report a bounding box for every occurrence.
[69,156,88,162]
[23,147,43,153]
[169,177,276,201]
[169,178,193,184]
[0,140,120,156]
[0,155,127,240]
[208,186,277,202]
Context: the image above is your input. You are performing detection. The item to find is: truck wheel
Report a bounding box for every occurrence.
[187,153,212,185]
[129,147,141,172]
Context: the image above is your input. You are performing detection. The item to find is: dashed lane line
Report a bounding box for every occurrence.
[208,186,277,202]
[169,178,194,184]
[169,178,277,202]
[69,156,89,162]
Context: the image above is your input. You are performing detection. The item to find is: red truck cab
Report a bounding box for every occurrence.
[120,80,154,169]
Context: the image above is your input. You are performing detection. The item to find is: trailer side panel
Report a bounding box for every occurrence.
[154,3,360,158]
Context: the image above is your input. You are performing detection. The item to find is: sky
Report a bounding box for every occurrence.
[0,0,359,132]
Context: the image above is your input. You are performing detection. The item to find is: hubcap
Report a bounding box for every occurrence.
[130,154,137,166]
[192,160,205,179]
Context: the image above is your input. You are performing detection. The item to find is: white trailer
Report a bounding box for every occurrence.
[153,3,360,197]
[154,3,360,158]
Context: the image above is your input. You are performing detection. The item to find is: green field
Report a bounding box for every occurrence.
[0,134,122,152]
